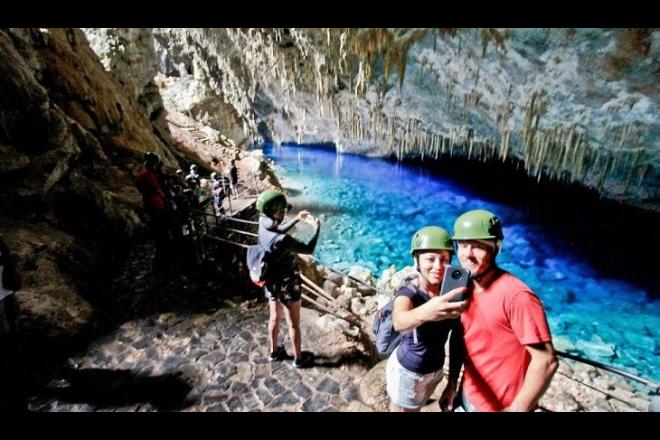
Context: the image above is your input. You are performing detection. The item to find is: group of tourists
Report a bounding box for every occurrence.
[135,152,239,269]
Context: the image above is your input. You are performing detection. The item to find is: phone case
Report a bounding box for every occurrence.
[440,265,470,301]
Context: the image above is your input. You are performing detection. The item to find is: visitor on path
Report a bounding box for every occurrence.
[175,169,186,187]
[184,175,203,205]
[256,189,321,368]
[136,152,172,269]
[386,226,468,412]
[187,164,201,186]
[210,172,225,215]
[229,159,239,199]
[451,209,558,412]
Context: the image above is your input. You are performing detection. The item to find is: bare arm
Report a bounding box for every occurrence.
[276,210,312,233]
[503,342,558,412]
[392,288,466,333]
[276,218,299,233]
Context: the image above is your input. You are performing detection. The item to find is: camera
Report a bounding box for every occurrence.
[451,270,463,280]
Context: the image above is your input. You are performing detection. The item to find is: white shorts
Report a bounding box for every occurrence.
[385,348,443,409]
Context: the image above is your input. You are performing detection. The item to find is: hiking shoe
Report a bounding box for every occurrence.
[268,345,286,362]
[292,352,314,368]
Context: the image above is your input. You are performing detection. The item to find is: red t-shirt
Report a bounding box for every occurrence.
[460,271,552,411]
[136,166,165,213]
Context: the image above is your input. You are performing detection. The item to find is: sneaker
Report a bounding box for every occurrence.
[292,352,314,368]
[268,345,286,362]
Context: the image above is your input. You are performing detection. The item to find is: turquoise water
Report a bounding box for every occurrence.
[262,143,659,382]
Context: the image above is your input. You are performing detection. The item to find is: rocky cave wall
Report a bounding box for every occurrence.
[0,28,182,336]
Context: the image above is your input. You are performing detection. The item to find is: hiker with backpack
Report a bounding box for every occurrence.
[385,226,468,412]
[252,189,320,368]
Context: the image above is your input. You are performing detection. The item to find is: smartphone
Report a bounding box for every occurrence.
[440,265,471,302]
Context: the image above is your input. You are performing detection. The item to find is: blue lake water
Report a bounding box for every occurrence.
[262,143,659,382]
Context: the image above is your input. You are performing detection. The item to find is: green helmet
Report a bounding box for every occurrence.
[256,189,288,217]
[453,209,504,241]
[410,226,453,256]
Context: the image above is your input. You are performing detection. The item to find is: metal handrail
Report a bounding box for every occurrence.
[203,233,249,249]
[556,350,660,393]
[216,214,259,225]
[190,210,259,225]
[555,371,645,411]
[225,228,258,238]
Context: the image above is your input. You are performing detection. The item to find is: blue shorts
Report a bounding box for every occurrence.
[385,348,443,409]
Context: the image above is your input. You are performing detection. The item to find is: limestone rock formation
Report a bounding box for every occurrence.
[0,28,179,336]
[82,28,659,210]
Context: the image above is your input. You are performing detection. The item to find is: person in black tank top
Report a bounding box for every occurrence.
[255,189,321,368]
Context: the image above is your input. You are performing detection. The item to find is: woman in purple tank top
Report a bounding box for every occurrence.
[385,226,468,412]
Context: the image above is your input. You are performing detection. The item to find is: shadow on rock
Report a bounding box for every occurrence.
[310,352,373,369]
[35,368,193,411]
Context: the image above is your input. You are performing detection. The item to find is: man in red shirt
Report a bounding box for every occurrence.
[136,152,166,215]
[452,209,558,412]
[136,152,171,267]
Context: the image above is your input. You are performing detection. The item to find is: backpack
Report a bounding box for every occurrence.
[372,280,421,359]
[372,298,401,359]
[246,234,278,287]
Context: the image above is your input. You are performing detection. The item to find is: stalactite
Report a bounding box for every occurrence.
[467,135,474,160]
[502,128,511,161]
[420,128,425,161]
[560,124,576,174]
[608,150,620,181]
[618,123,631,150]
[571,136,587,182]
[637,163,650,192]
[449,128,455,157]
[463,92,469,121]
[595,154,611,192]
[622,148,643,194]
[571,132,584,170]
